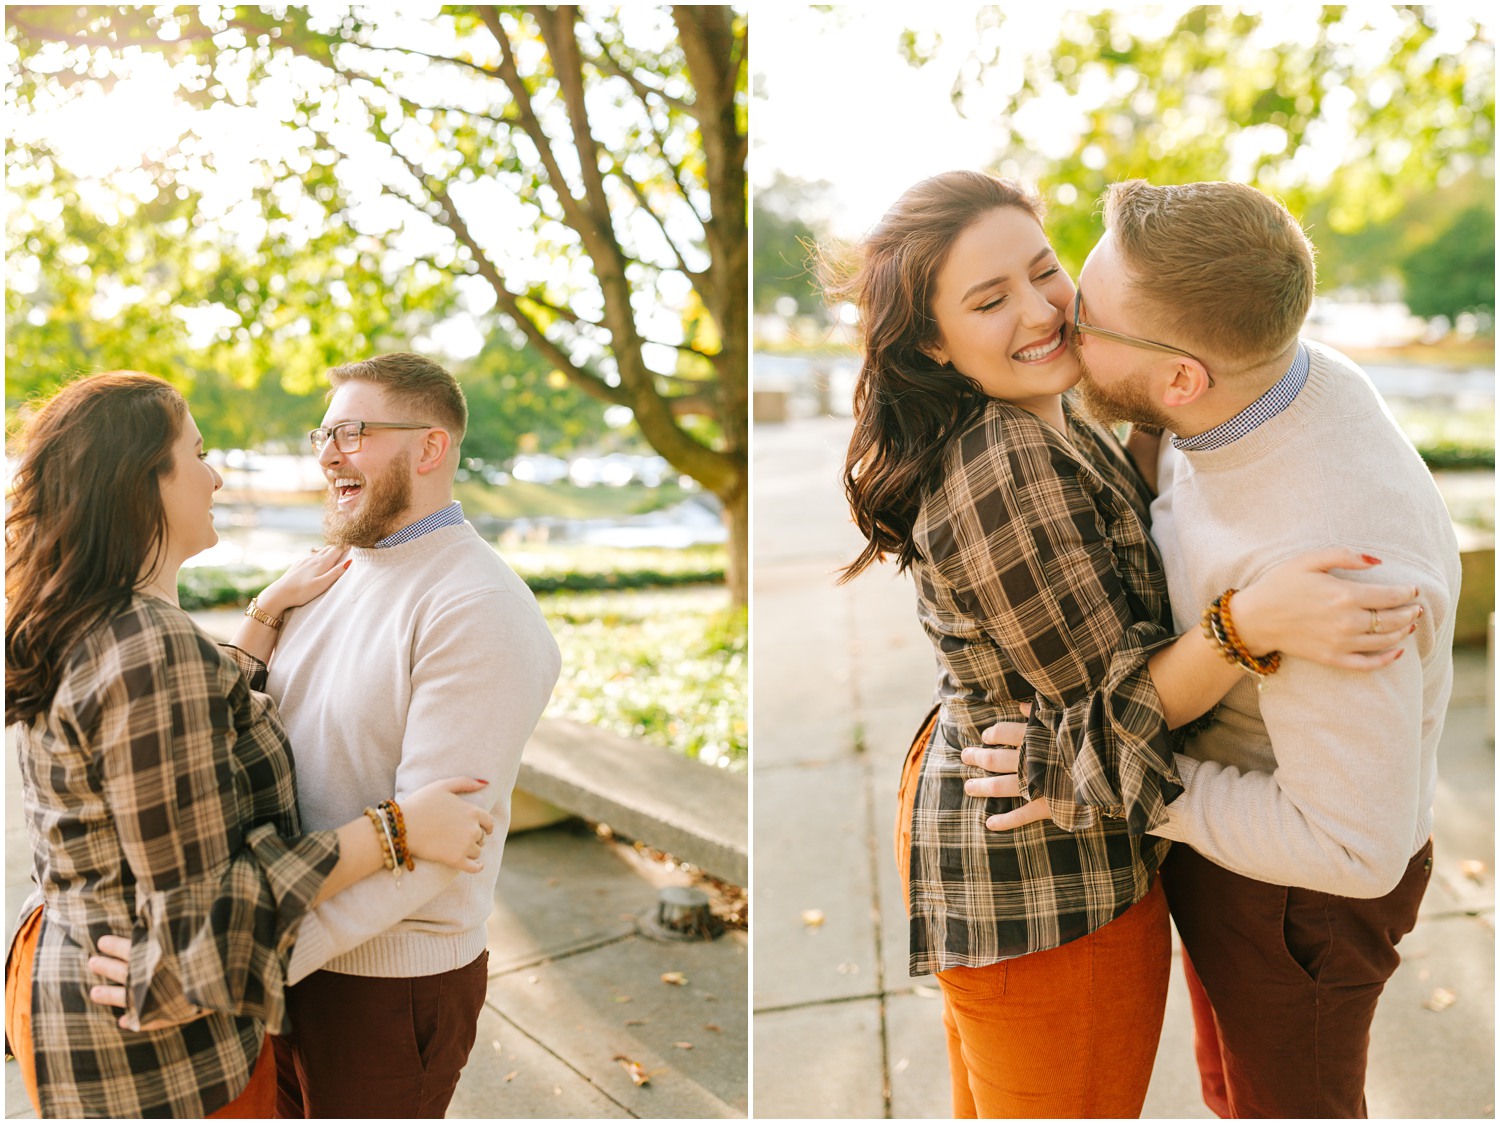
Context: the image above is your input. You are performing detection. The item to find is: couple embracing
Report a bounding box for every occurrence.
[836,174,1458,1118]
[6,354,561,1117]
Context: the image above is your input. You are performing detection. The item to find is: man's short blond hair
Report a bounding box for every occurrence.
[327,352,468,443]
[1102,180,1315,367]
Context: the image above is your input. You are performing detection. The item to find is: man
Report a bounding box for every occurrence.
[267,353,560,1116]
[969,181,1460,1118]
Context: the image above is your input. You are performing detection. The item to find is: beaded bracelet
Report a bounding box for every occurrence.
[380,799,416,872]
[363,806,395,873]
[1201,589,1282,686]
[376,801,404,870]
[377,807,404,884]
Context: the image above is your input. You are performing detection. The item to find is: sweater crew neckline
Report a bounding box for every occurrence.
[348,519,475,561]
[1171,341,1346,472]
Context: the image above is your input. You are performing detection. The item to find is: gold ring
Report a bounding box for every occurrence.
[1368,609,1380,633]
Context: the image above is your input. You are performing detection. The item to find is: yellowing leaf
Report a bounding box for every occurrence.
[661,971,688,986]
[1424,987,1457,1012]
[613,1054,651,1086]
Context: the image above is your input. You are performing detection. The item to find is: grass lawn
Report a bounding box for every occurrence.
[538,586,747,771]
[454,478,699,519]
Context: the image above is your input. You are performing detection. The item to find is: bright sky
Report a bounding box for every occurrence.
[752,4,1493,238]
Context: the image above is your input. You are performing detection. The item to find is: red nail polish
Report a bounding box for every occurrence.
[1361,554,1381,564]
[1395,648,1404,660]
[1409,623,1416,634]
[344,560,352,569]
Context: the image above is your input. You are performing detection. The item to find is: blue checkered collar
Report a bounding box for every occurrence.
[374,501,465,548]
[1172,343,1309,452]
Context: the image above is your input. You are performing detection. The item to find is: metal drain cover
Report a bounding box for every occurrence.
[639,886,725,942]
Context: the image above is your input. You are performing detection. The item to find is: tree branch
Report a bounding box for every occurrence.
[335,40,506,82]
[603,156,702,281]
[515,290,717,361]
[590,36,695,117]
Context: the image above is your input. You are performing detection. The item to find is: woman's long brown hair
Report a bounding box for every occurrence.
[826,172,1043,581]
[6,372,186,725]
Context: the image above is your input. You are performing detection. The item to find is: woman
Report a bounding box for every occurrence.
[831,173,1419,1117]
[4,372,496,1118]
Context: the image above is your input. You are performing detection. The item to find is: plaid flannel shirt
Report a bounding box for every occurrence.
[11,595,339,1118]
[906,396,1183,974]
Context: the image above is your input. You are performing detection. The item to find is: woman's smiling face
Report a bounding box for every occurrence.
[922,205,1080,418]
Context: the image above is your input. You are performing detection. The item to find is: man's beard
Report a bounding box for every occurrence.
[323,452,413,548]
[1074,350,1173,431]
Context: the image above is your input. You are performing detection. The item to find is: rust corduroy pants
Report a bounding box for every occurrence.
[897,709,1171,1118]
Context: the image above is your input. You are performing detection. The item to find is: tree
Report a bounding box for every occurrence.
[752,175,831,318]
[459,328,615,463]
[900,7,1495,281]
[1401,204,1496,321]
[6,6,749,601]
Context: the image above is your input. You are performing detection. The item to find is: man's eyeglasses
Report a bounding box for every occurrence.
[308,421,435,454]
[1072,289,1215,388]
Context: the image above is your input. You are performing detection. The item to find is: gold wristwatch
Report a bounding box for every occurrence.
[243,597,285,630]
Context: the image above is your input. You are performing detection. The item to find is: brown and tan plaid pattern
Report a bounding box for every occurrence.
[906,396,1182,974]
[11,595,339,1118]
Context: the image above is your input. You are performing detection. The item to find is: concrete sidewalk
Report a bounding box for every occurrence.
[752,415,1495,1119]
[6,753,747,1118]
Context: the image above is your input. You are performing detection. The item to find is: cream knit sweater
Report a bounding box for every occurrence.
[1148,341,1460,898]
[266,521,560,980]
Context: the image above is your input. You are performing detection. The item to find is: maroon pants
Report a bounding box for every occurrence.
[1162,840,1432,1119]
[273,952,490,1119]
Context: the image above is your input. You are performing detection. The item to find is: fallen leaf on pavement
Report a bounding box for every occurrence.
[613,995,633,1003]
[661,971,688,986]
[1424,987,1457,1012]
[624,1018,649,1027]
[613,1055,652,1086]
[801,909,825,929]
[703,1023,722,1033]
[1461,859,1487,881]
[503,1071,518,1083]
[674,1041,694,1050]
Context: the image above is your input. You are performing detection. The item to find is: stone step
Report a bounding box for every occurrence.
[517,718,748,888]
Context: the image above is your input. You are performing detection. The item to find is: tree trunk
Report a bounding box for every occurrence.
[720,480,748,607]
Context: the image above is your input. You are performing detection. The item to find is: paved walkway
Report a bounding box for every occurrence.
[752,415,1495,1119]
[6,738,747,1118]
